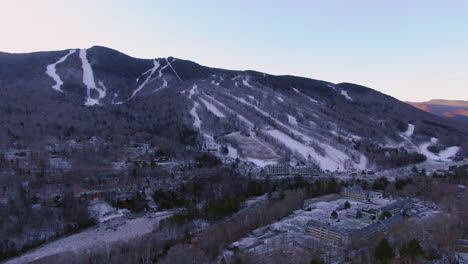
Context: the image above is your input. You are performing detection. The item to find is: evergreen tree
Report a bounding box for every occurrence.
[401,239,424,260]
[374,238,394,263]
[344,200,351,209]
[331,210,338,219]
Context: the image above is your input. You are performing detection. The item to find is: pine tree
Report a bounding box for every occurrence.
[331,210,338,219]
[374,238,394,263]
[344,200,351,209]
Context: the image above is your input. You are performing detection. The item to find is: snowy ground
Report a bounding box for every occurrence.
[419,137,460,161]
[224,132,279,165]
[4,212,173,264]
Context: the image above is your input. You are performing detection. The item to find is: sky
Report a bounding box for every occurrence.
[1,0,467,101]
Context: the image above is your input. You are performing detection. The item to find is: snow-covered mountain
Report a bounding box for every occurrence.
[1,46,466,170]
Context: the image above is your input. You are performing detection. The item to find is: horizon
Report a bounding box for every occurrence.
[1,0,467,101]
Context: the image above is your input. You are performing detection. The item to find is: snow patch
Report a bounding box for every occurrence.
[247,157,277,167]
[287,115,298,126]
[340,90,353,101]
[438,146,460,159]
[188,84,199,99]
[292,87,318,103]
[404,124,415,137]
[242,79,252,88]
[276,96,284,102]
[45,49,76,92]
[88,201,126,223]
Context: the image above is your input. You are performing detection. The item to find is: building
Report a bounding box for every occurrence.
[202,141,219,152]
[264,164,320,177]
[291,165,320,176]
[306,214,404,247]
[368,191,384,199]
[306,219,352,246]
[341,185,368,201]
[264,164,291,176]
[379,198,415,215]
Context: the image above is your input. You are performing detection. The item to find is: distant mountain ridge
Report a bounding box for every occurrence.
[0,46,467,170]
[407,99,468,121]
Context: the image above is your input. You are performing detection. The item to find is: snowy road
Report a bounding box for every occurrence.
[4,212,172,264]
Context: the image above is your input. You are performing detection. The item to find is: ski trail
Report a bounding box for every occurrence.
[404,124,415,137]
[200,98,226,118]
[131,60,160,98]
[79,49,106,106]
[190,102,202,129]
[203,94,254,128]
[165,58,182,81]
[292,87,318,103]
[45,49,76,92]
[189,102,212,141]
[188,84,198,99]
[224,92,350,169]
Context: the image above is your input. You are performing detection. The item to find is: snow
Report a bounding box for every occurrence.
[5,212,173,264]
[165,58,182,81]
[265,129,341,171]
[247,95,255,101]
[200,98,226,118]
[355,154,368,170]
[203,94,254,128]
[242,79,252,88]
[131,60,160,98]
[419,138,459,161]
[45,49,76,92]
[247,157,277,167]
[292,87,318,103]
[79,49,106,106]
[226,145,239,159]
[190,102,202,129]
[404,124,415,137]
[287,115,298,126]
[88,200,127,223]
[188,84,198,99]
[438,146,460,159]
[276,96,284,102]
[340,90,353,101]
[225,92,352,170]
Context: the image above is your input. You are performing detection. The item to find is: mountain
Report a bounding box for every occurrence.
[407,100,468,121]
[1,46,467,171]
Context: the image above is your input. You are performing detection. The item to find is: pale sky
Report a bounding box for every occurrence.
[1,0,467,101]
